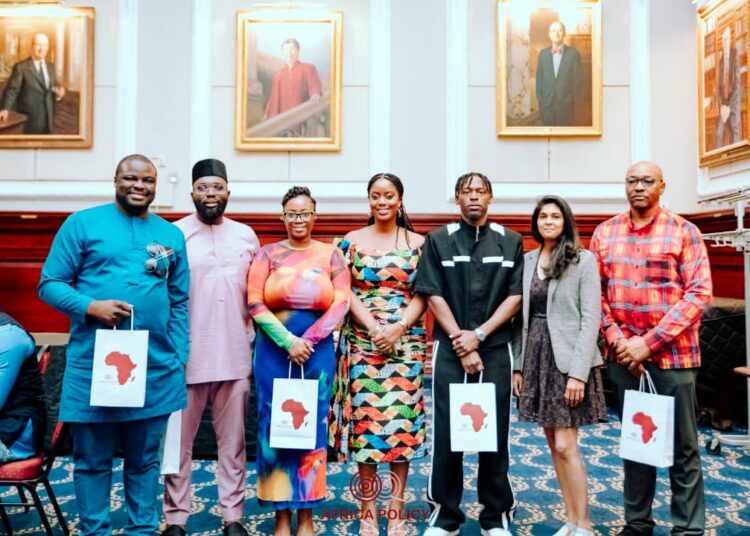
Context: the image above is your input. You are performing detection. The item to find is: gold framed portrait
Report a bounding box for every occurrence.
[235,9,343,152]
[0,5,94,149]
[496,0,602,137]
[698,0,750,167]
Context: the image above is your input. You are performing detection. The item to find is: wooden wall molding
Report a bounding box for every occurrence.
[0,209,744,332]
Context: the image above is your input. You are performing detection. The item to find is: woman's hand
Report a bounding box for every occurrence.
[289,337,314,365]
[564,377,586,407]
[371,323,403,353]
[512,372,523,398]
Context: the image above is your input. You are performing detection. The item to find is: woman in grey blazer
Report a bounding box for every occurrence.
[512,195,606,536]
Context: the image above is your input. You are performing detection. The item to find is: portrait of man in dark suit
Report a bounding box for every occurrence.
[0,33,66,134]
[535,21,581,127]
[716,25,741,148]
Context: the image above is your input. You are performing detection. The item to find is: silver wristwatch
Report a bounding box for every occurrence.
[474,328,487,342]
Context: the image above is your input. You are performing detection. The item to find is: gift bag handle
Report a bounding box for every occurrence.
[287,361,306,379]
[638,370,657,394]
[462,371,484,384]
[112,305,135,332]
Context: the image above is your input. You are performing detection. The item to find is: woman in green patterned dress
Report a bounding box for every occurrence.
[330,173,428,536]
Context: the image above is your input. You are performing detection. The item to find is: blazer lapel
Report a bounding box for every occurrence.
[543,50,554,77]
[25,59,46,88]
[555,47,570,81]
[523,249,539,322]
[547,275,559,313]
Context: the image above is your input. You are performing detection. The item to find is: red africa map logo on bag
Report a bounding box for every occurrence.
[104,351,137,385]
[281,399,310,429]
[460,402,488,432]
[632,412,658,443]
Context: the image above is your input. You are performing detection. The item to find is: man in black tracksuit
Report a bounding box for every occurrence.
[415,172,523,536]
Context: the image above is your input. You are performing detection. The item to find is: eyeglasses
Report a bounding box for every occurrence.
[194,183,226,194]
[625,177,660,187]
[282,211,315,222]
[145,242,171,278]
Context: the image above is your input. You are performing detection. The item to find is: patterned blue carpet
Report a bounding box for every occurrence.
[3,396,750,535]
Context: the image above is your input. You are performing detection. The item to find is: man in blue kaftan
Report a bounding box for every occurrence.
[38,154,190,535]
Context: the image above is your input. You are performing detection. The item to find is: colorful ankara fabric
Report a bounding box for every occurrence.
[247,241,349,508]
[590,208,713,369]
[329,239,427,464]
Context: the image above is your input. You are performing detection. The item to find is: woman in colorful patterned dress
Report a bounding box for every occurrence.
[247,186,350,536]
[329,173,427,536]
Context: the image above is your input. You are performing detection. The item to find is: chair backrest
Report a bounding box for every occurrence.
[37,344,71,460]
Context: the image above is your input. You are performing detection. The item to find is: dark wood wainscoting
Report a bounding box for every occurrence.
[0,210,743,332]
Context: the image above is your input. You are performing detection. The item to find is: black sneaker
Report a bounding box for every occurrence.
[162,526,186,536]
[224,522,249,536]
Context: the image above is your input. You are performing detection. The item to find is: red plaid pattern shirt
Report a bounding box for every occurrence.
[590,208,713,369]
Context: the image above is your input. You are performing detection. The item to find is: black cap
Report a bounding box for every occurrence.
[192,158,227,183]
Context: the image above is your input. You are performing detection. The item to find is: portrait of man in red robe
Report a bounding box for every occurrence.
[237,11,341,149]
[262,38,323,129]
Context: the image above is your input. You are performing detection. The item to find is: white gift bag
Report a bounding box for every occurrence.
[90,306,148,408]
[269,363,318,450]
[449,372,498,452]
[619,371,675,468]
[160,410,182,475]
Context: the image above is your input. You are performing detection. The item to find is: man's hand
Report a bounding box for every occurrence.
[625,336,651,361]
[614,336,651,373]
[620,336,651,371]
[460,351,483,375]
[564,378,586,407]
[53,85,65,101]
[0,110,8,122]
[289,337,314,365]
[371,323,402,354]
[86,300,132,326]
[720,104,731,123]
[512,371,523,398]
[613,337,630,362]
[629,362,647,378]
[450,330,480,358]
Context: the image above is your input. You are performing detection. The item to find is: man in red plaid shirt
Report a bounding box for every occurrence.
[590,161,712,536]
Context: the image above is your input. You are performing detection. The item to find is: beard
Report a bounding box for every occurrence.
[194,197,228,222]
[115,192,151,216]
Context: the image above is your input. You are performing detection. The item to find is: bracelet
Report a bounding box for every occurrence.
[368,325,382,337]
[398,318,410,332]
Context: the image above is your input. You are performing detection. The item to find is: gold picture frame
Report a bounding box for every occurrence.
[698,0,750,167]
[496,0,602,137]
[235,9,343,152]
[0,5,95,149]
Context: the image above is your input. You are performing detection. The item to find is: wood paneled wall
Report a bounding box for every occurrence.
[0,210,743,333]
